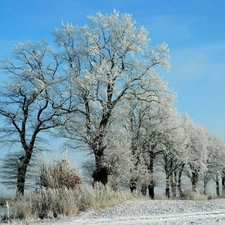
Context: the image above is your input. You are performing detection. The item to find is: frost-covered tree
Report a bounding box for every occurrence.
[0,40,76,196]
[204,131,225,196]
[127,91,176,198]
[104,123,133,189]
[183,116,208,193]
[127,101,149,193]
[159,110,187,198]
[54,10,171,185]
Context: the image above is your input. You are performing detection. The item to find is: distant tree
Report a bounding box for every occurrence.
[53,10,171,185]
[183,116,208,193]
[0,40,76,196]
[127,101,149,193]
[103,122,134,188]
[159,110,187,198]
[140,106,181,199]
[204,131,225,196]
[127,92,176,198]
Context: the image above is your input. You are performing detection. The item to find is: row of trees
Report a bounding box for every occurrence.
[0,10,224,198]
[119,103,225,199]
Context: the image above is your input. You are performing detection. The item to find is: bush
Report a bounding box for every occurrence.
[37,156,82,189]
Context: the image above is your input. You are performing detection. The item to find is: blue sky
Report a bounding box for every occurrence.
[0,1,225,184]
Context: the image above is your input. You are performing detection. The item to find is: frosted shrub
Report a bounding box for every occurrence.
[38,157,82,189]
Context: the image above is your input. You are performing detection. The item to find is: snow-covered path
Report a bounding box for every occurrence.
[16,199,225,225]
[70,210,225,224]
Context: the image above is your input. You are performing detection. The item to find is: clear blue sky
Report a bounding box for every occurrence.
[0,0,225,178]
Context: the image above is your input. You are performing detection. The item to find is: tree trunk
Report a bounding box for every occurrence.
[216,174,220,197]
[172,171,177,198]
[130,178,138,193]
[91,109,112,186]
[148,150,155,199]
[170,172,176,198]
[129,151,140,193]
[17,164,27,196]
[222,176,225,195]
[148,185,154,199]
[165,175,170,198]
[92,167,108,185]
[191,171,199,193]
[177,164,184,198]
[16,151,32,196]
[222,177,225,189]
[92,153,108,185]
[203,181,207,195]
[141,184,147,196]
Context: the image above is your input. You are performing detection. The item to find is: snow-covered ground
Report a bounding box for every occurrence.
[12,199,225,225]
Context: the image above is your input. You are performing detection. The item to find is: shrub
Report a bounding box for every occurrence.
[37,156,82,190]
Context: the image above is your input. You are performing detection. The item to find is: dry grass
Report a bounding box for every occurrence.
[182,191,208,201]
[154,194,168,200]
[1,157,135,222]
[5,183,134,221]
[79,183,135,210]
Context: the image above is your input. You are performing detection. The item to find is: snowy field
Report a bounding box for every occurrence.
[10,198,225,225]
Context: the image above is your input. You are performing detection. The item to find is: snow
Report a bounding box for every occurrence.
[12,199,225,225]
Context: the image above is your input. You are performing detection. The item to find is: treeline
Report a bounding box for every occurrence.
[113,102,225,199]
[0,10,224,199]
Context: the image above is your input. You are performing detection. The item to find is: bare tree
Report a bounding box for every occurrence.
[53,10,171,185]
[0,40,76,196]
